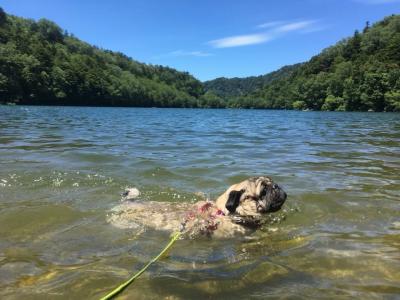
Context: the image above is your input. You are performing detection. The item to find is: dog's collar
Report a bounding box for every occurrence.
[199,203,261,228]
[199,202,225,216]
[180,202,225,235]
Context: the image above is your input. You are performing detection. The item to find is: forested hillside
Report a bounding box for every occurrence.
[203,64,301,99]
[1,7,399,111]
[0,8,204,107]
[208,15,400,112]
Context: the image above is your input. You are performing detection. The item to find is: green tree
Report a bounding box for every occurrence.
[0,7,6,26]
[292,100,307,110]
[384,90,400,111]
[321,95,345,111]
[360,73,388,111]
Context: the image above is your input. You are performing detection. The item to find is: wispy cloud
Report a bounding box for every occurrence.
[275,20,317,33]
[153,50,214,60]
[169,50,214,57]
[209,20,321,48]
[354,0,400,4]
[208,33,273,48]
[257,21,284,29]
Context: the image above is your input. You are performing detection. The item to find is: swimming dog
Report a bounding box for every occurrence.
[108,176,287,238]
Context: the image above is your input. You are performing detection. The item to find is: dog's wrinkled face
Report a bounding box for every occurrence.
[217,177,287,219]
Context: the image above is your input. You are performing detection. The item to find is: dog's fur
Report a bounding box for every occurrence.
[108,176,287,238]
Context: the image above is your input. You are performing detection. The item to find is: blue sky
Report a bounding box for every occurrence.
[0,0,399,81]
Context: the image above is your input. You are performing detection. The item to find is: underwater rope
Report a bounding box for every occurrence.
[99,231,181,300]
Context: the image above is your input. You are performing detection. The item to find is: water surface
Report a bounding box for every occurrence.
[0,106,399,299]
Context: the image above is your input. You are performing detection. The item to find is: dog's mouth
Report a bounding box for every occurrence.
[260,188,287,213]
[259,199,285,213]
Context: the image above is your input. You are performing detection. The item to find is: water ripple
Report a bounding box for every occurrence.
[0,106,399,299]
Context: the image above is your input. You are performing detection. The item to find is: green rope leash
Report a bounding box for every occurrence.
[100,231,181,300]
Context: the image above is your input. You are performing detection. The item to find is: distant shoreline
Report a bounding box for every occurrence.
[1,102,397,113]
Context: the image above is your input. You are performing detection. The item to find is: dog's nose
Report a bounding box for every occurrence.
[278,190,287,207]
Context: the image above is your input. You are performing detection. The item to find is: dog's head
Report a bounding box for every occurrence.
[216,176,287,223]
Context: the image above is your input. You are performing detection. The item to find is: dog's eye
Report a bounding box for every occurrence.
[272,184,278,190]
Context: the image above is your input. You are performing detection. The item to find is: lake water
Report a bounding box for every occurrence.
[0,106,399,299]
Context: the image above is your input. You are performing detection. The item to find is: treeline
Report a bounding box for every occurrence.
[1,7,399,111]
[203,64,301,99]
[205,15,400,112]
[0,8,206,107]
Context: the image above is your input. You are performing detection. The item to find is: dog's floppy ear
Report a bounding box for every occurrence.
[225,189,245,213]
